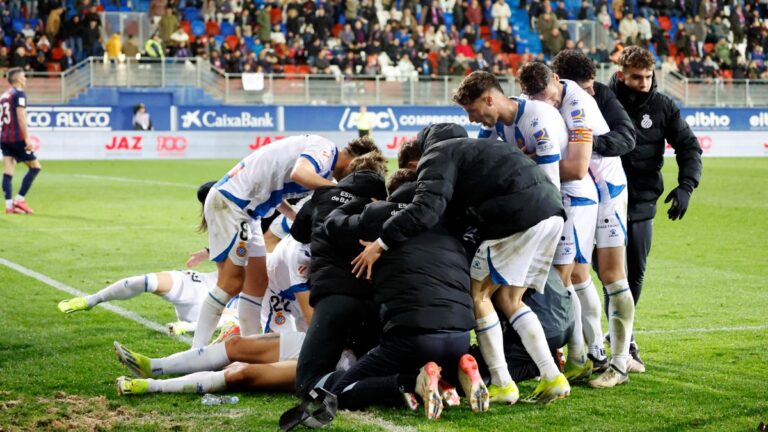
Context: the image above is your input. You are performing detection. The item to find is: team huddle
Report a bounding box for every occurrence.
[56,46,702,429]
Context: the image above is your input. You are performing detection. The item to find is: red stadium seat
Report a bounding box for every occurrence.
[180,20,192,36]
[658,16,671,32]
[206,20,220,36]
[225,35,239,50]
[480,26,491,39]
[297,65,311,74]
[703,43,715,53]
[507,53,522,74]
[331,24,342,38]
[50,47,64,61]
[490,40,501,54]
[47,62,61,72]
[428,51,439,70]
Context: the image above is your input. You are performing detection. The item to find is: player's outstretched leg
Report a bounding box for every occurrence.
[457,353,490,412]
[116,376,149,395]
[58,275,159,314]
[114,341,153,378]
[415,361,443,420]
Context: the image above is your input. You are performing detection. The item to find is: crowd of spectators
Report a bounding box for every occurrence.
[1,0,768,82]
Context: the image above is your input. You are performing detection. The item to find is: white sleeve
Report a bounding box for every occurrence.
[532,121,562,187]
[300,138,338,177]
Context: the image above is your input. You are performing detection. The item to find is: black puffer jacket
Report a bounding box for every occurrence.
[379,123,565,246]
[325,182,475,334]
[290,170,387,306]
[609,73,703,221]
[592,81,636,157]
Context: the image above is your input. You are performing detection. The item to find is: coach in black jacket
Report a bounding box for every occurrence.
[319,174,475,411]
[609,46,702,362]
[291,165,388,398]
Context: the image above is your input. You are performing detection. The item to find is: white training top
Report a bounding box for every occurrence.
[478,97,566,188]
[214,135,338,218]
[262,235,311,333]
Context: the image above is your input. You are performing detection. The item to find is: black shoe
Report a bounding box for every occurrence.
[279,388,338,431]
[587,353,609,374]
[629,342,645,366]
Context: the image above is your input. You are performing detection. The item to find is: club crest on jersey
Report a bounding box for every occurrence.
[641,114,653,129]
[530,118,539,128]
[236,241,247,258]
[533,128,550,142]
[275,312,286,325]
[570,99,579,106]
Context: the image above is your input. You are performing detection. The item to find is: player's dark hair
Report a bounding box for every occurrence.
[387,168,417,195]
[6,67,23,85]
[551,49,596,83]
[345,135,380,157]
[196,181,215,233]
[452,71,503,106]
[618,45,656,70]
[397,140,422,168]
[518,62,553,96]
[347,151,388,176]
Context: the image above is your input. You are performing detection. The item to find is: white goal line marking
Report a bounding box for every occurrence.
[0,257,192,344]
[635,325,768,335]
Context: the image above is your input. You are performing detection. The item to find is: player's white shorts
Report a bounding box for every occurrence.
[269,214,292,239]
[553,196,598,266]
[595,184,628,249]
[163,270,212,323]
[279,331,306,361]
[205,189,266,266]
[471,215,563,293]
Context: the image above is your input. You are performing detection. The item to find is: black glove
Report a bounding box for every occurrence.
[664,186,692,221]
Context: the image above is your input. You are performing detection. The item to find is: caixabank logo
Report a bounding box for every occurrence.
[179,107,276,130]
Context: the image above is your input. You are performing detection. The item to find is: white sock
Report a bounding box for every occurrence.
[476,312,512,387]
[151,342,231,375]
[238,293,263,336]
[5,199,12,209]
[146,370,227,393]
[564,285,586,365]
[14,194,24,202]
[85,274,158,307]
[574,278,605,359]
[606,279,635,372]
[192,287,232,348]
[510,306,560,381]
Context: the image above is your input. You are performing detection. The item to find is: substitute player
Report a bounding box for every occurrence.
[1,68,40,215]
[454,71,592,390]
[521,61,637,388]
[194,135,377,348]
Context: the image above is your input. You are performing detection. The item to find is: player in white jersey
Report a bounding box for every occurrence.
[454,72,571,405]
[521,60,637,388]
[264,194,312,252]
[56,269,238,337]
[261,235,312,334]
[194,134,379,349]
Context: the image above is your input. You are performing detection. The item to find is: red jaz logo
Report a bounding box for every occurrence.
[249,135,284,150]
[106,136,143,151]
[157,136,188,154]
[387,135,417,150]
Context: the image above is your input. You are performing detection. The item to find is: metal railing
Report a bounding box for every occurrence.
[21,57,768,107]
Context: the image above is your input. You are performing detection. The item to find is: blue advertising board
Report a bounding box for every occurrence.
[679,108,768,131]
[283,105,480,132]
[177,105,278,131]
[27,105,172,131]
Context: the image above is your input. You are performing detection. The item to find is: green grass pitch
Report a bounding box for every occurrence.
[0,158,766,431]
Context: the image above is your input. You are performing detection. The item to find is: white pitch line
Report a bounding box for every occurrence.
[343,411,418,432]
[69,174,198,189]
[0,257,192,344]
[635,325,768,335]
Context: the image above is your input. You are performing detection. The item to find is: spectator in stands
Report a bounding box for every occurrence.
[612,0,625,24]
[619,14,639,46]
[637,15,652,48]
[256,4,271,43]
[132,104,153,131]
[401,8,420,35]
[683,34,700,57]
[714,37,730,66]
[437,47,452,75]
[106,33,122,61]
[596,5,611,42]
[543,27,566,55]
[456,36,474,59]
[423,0,444,28]
[216,0,235,24]
[470,51,490,71]
[159,8,180,45]
[123,35,140,59]
[62,14,84,61]
[491,0,511,33]
[36,34,51,55]
[31,51,46,72]
[145,33,164,59]
[535,7,558,47]
[170,27,190,48]
[499,26,517,53]
[0,47,10,72]
[397,53,416,81]
[492,52,509,74]
[701,54,719,78]
[20,23,34,38]
[554,1,569,19]
[578,1,595,20]
[590,41,610,63]
[60,47,76,70]
[11,46,28,70]
[46,6,63,43]
[83,19,101,57]
[465,0,483,35]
